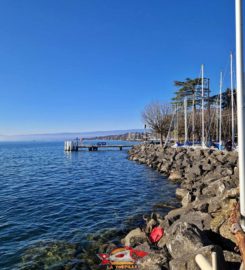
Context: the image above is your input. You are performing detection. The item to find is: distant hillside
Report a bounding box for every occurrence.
[0,129,144,141]
[86,132,145,141]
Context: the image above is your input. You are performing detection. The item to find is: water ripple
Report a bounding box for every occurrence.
[0,141,177,269]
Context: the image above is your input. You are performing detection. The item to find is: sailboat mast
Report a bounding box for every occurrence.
[231,52,235,147]
[216,99,219,142]
[192,97,195,146]
[201,64,205,148]
[219,71,223,149]
[235,0,245,228]
[184,97,188,143]
[176,103,179,142]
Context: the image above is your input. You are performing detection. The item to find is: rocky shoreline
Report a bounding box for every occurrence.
[122,143,241,270]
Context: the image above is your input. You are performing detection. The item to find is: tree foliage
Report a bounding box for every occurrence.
[172,77,210,107]
[209,88,237,109]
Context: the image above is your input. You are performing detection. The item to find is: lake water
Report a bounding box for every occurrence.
[0,141,178,269]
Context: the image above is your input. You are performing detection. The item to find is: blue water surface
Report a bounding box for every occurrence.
[0,141,177,269]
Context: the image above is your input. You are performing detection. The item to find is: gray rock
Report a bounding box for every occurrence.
[194,200,209,213]
[202,179,226,197]
[222,187,239,200]
[201,163,214,171]
[208,198,222,213]
[175,152,185,161]
[215,152,226,163]
[226,153,238,166]
[181,158,190,167]
[203,171,221,182]
[221,167,233,176]
[169,245,225,270]
[181,192,193,207]
[165,208,190,225]
[169,170,182,181]
[160,163,170,173]
[190,164,202,176]
[121,228,147,247]
[176,188,188,200]
[134,241,151,253]
[184,172,196,182]
[166,222,205,259]
[178,211,212,230]
[157,235,168,248]
[137,249,169,270]
[223,250,241,264]
[143,213,158,234]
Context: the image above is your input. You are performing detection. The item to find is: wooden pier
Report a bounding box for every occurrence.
[64,141,133,151]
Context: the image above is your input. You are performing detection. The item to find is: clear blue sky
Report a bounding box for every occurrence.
[0,0,239,135]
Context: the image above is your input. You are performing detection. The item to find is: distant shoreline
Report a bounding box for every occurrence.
[84,132,145,142]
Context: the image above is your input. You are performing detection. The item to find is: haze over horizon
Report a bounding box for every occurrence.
[0,0,240,135]
[0,128,145,141]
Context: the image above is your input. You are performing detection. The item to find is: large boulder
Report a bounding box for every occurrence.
[202,178,227,197]
[165,207,190,225]
[166,222,206,259]
[178,210,212,230]
[210,199,236,238]
[121,228,148,247]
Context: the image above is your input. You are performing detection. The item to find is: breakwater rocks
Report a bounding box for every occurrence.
[125,144,241,270]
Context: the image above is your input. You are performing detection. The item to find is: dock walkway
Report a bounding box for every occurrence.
[64,141,133,151]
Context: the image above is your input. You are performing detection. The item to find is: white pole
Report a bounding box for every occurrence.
[195,254,212,270]
[212,252,218,270]
[176,103,179,142]
[164,109,176,148]
[219,71,223,150]
[184,98,188,144]
[174,104,177,142]
[216,99,219,142]
[201,64,205,148]
[192,94,195,146]
[235,0,245,229]
[231,52,235,148]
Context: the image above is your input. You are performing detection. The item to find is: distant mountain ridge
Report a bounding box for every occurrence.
[0,129,144,141]
[86,132,145,141]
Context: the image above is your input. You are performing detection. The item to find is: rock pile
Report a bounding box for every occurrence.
[124,144,241,269]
